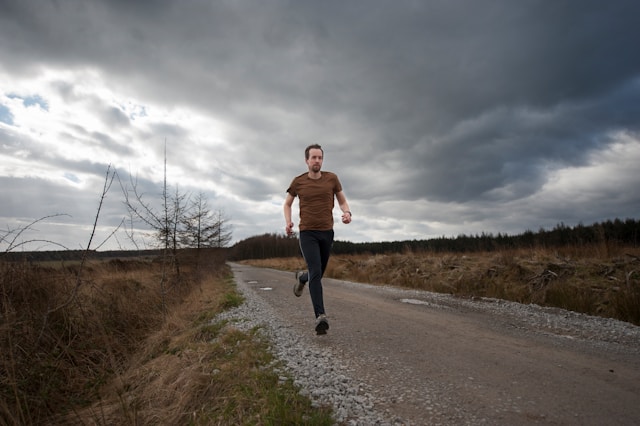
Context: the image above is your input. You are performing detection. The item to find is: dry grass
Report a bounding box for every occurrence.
[68,271,332,425]
[1,250,333,425]
[242,244,640,326]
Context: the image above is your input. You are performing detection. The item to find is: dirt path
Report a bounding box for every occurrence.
[230,263,640,425]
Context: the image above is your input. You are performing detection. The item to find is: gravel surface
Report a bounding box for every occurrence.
[217,268,640,425]
[216,276,388,425]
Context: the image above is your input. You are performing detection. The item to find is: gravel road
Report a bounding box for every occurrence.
[221,263,640,425]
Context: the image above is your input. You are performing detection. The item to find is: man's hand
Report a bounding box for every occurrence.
[341,211,352,224]
[285,222,295,235]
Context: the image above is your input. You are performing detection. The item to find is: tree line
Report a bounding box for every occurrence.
[228,218,640,260]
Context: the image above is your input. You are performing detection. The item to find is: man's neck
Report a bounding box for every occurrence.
[307,170,322,179]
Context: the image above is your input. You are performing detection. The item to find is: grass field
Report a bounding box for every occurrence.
[0,250,333,425]
[2,243,638,424]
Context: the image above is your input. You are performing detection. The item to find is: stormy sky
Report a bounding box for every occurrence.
[1,0,639,251]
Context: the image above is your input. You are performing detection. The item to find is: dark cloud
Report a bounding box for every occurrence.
[1,0,639,249]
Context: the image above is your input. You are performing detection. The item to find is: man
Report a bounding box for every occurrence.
[284,144,352,335]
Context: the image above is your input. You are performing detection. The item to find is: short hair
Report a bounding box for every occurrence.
[305,144,323,160]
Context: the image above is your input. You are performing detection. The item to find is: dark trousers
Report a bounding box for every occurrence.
[299,230,334,318]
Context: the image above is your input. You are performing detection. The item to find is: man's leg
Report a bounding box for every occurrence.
[299,231,325,318]
[314,230,334,334]
[319,230,334,277]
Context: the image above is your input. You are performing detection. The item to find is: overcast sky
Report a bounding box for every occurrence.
[1,0,639,251]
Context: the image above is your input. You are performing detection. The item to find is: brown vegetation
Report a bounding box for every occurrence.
[242,244,640,326]
[1,249,332,425]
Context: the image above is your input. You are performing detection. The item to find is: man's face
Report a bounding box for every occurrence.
[306,148,323,173]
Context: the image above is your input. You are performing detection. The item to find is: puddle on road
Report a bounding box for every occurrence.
[246,280,273,290]
[400,298,450,310]
[400,298,442,308]
[401,298,430,306]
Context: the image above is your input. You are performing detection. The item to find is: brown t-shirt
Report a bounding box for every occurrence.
[287,171,343,231]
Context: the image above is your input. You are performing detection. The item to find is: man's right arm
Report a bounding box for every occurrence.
[284,192,295,235]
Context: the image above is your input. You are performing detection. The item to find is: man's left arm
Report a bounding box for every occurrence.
[336,191,352,224]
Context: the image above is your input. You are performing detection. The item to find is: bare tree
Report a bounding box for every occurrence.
[119,142,190,253]
[210,208,233,248]
[167,185,189,276]
[37,166,120,342]
[181,191,208,249]
[118,141,232,292]
[118,141,190,311]
[181,192,232,248]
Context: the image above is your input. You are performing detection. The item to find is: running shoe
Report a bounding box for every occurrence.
[293,270,307,297]
[315,314,329,335]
